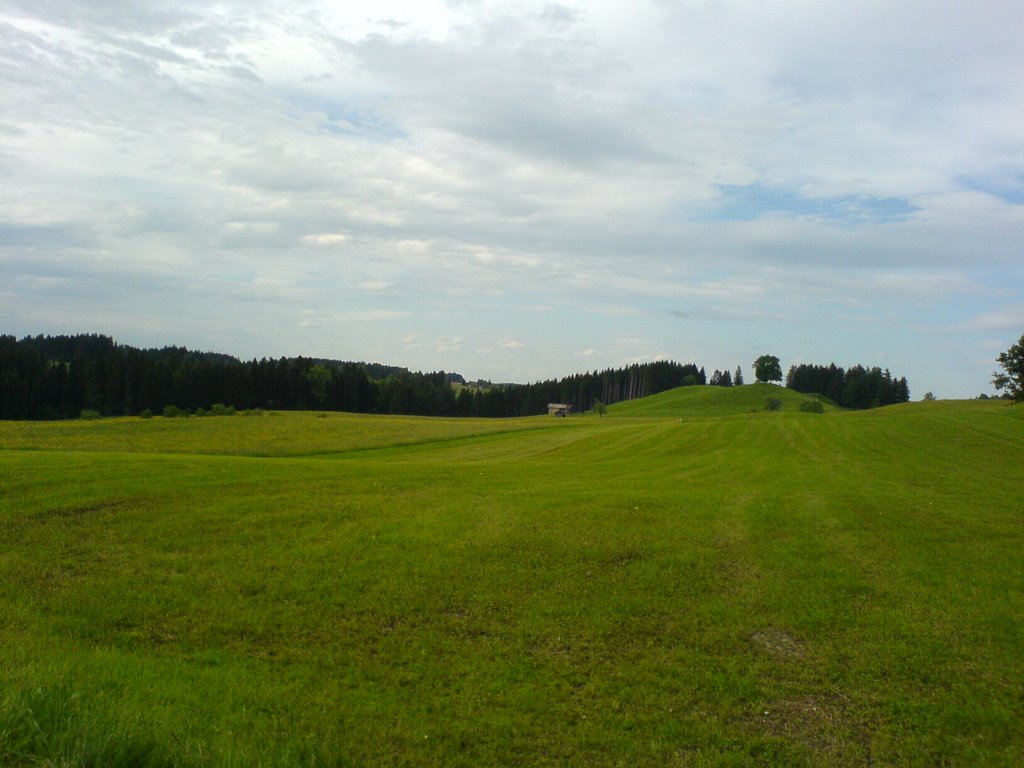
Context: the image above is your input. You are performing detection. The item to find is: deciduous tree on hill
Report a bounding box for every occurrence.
[993,333,1024,401]
[753,355,782,384]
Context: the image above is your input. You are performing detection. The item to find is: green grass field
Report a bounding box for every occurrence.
[1,387,1022,766]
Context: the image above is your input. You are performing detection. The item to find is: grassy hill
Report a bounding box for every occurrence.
[1,393,1022,766]
[608,382,837,417]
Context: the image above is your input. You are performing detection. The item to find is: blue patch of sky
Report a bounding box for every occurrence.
[957,173,1024,205]
[0,222,92,248]
[704,184,917,224]
[285,92,405,140]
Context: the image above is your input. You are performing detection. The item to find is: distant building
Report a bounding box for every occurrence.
[547,403,572,417]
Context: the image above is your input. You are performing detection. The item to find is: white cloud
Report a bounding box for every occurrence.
[954,305,1024,333]
[434,336,463,353]
[979,339,1009,352]
[1,0,1022,396]
[302,233,350,246]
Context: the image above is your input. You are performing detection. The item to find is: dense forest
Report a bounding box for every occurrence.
[786,363,910,409]
[0,334,705,420]
[0,334,913,420]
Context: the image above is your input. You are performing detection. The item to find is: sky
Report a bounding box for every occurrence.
[2,0,1022,397]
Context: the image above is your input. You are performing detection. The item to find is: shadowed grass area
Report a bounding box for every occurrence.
[1,395,1022,766]
[0,683,176,768]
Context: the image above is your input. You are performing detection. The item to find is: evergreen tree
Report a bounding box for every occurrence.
[786,362,909,409]
[709,369,734,387]
[0,334,712,420]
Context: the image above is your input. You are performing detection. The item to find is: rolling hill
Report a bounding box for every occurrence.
[608,382,837,417]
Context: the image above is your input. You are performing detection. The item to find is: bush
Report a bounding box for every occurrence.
[79,409,101,420]
[799,400,824,413]
[162,405,183,418]
[139,409,153,419]
[765,397,782,412]
[210,404,236,416]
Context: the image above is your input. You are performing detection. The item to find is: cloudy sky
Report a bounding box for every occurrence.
[2,0,1022,396]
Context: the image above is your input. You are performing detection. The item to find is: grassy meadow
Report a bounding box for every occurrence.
[1,385,1022,766]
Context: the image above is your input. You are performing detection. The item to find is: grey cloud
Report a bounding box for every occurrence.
[224,64,263,82]
[0,0,1021,395]
[1,0,200,35]
[94,32,189,64]
[0,222,95,248]
[351,22,664,170]
[168,18,259,60]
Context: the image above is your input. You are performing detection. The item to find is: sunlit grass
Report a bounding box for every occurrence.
[607,382,838,418]
[1,395,1022,766]
[0,410,565,457]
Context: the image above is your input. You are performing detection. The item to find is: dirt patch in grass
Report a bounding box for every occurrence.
[751,628,806,659]
[35,500,131,520]
[747,692,875,766]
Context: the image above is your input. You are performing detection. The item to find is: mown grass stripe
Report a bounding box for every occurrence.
[1,395,1022,766]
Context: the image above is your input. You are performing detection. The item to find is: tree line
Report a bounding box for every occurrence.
[0,334,706,420]
[1,334,919,419]
[459,361,706,417]
[785,363,910,408]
